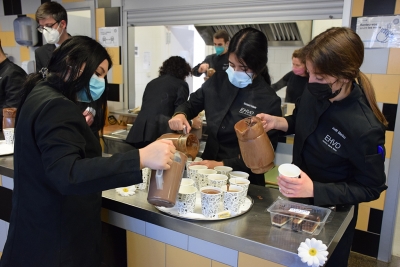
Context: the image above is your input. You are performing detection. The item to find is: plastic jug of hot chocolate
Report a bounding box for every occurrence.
[147,151,187,207]
[157,127,199,160]
[3,108,17,129]
[234,116,275,174]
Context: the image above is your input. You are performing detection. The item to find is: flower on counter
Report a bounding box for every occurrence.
[115,185,137,196]
[297,238,328,267]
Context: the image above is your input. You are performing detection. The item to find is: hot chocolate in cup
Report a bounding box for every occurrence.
[207,174,228,188]
[213,166,233,176]
[197,169,217,189]
[229,171,249,180]
[278,163,301,178]
[200,186,222,218]
[229,178,250,205]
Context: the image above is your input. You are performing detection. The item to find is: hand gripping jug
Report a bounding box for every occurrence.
[157,127,199,161]
[147,151,187,207]
[234,116,275,174]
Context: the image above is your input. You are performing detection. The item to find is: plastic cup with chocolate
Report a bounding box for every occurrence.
[234,116,275,174]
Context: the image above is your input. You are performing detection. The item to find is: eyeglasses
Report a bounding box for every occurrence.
[37,21,59,33]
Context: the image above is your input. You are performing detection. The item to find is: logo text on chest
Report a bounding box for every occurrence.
[323,135,341,151]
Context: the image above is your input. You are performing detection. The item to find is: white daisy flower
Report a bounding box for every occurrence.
[115,185,137,196]
[297,238,329,267]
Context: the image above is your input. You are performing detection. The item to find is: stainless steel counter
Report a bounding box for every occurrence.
[0,154,353,266]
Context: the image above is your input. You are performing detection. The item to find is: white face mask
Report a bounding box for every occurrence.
[43,23,63,44]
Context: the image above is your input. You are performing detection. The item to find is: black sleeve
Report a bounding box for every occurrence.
[192,55,213,77]
[4,67,27,108]
[271,72,292,91]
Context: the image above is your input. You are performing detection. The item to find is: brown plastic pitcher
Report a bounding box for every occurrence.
[157,131,199,161]
[147,151,187,207]
[234,116,275,174]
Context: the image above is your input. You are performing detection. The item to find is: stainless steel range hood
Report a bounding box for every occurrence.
[194,21,312,47]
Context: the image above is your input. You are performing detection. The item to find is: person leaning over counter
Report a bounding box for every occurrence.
[0,39,27,131]
[271,48,308,103]
[169,27,282,186]
[0,36,176,267]
[192,29,230,77]
[257,27,388,267]
[125,56,200,148]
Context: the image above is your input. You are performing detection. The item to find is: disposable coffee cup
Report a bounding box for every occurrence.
[188,165,207,189]
[3,128,14,145]
[197,169,217,189]
[200,186,222,218]
[207,174,228,188]
[278,163,301,178]
[176,185,197,215]
[180,178,195,187]
[229,178,250,206]
[229,171,249,180]
[221,185,243,214]
[213,166,233,176]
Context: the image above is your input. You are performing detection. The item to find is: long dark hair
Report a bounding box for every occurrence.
[18,36,112,128]
[303,27,387,127]
[228,27,271,85]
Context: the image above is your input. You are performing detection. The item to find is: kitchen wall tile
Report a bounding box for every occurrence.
[363,0,396,16]
[20,46,30,61]
[212,260,231,267]
[368,208,384,234]
[366,190,387,211]
[370,74,400,104]
[21,0,41,15]
[356,204,370,231]
[387,48,400,74]
[383,103,397,131]
[146,222,188,250]
[0,32,16,47]
[127,232,166,267]
[361,49,389,74]
[106,46,121,65]
[95,8,105,40]
[238,252,285,267]
[396,0,400,14]
[352,0,365,17]
[111,65,123,84]
[352,229,380,257]
[188,236,238,267]
[385,130,394,159]
[166,245,211,267]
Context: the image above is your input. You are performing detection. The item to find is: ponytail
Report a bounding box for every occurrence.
[259,65,271,85]
[358,71,388,127]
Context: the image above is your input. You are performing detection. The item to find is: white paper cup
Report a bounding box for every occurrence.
[200,186,222,218]
[3,128,14,145]
[188,165,207,189]
[229,178,250,205]
[221,185,243,214]
[213,166,233,176]
[207,174,228,188]
[229,171,249,180]
[197,169,217,189]
[176,185,197,215]
[186,157,203,170]
[278,163,300,178]
[180,178,195,187]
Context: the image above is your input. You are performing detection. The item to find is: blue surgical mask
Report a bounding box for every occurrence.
[225,66,253,88]
[215,46,225,55]
[77,74,105,102]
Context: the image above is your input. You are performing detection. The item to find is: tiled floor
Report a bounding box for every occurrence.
[348,252,400,267]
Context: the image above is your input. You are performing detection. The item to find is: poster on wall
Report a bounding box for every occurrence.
[98,27,121,47]
[356,16,400,48]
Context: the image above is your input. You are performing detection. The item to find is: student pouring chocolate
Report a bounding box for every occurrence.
[168,27,282,186]
[256,27,387,267]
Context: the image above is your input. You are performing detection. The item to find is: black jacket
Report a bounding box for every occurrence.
[271,71,308,103]
[192,53,229,77]
[0,58,27,130]
[34,43,56,72]
[175,71,282,185]
[125,74,189,147]
[0,81,142,267]
[285,83,387,206]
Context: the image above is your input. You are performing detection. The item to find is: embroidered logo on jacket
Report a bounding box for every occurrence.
[239,102,257,116]
[322,127,346,152]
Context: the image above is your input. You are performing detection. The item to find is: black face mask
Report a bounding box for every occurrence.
[308,82,342,101]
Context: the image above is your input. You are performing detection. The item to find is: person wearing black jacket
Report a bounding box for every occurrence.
[0,36,175,267]
[125,56,192,149]
[192,29,230,77]
[169,28,282,186]
[0,40,27,131]
[271,49,308,103]
[257,27,388,267]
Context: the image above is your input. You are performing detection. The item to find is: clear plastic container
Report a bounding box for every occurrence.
[267,199,332,235]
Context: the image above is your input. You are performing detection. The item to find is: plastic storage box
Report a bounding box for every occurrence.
[267,199,332,235]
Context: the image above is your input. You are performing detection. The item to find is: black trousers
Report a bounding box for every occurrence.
[325,204,358,267]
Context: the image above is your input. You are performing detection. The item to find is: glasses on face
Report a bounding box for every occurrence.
[37,21,59,33]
